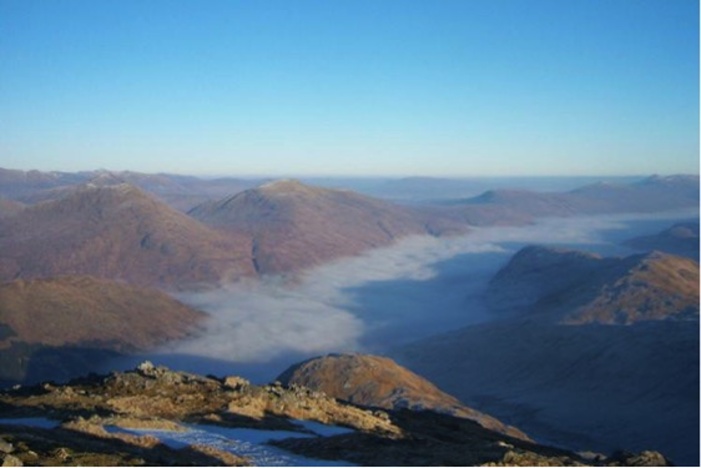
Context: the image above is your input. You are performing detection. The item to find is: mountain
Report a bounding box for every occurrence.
[0,168,90,200]
[624,221,699,260]
[0,183,256,289]
[0,276,204,385]
[189,179,469,274]
[394,320,697,465]
[80,171,264,212]
[0,167,263,211]
[394,244,700,464]
[487,246,699,324]
[571,174,700,211]
[456,174,699,225]
[276,353,526,440]
[0,363,670,466]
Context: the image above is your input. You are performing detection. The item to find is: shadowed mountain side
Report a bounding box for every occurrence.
[189,179,469,274]
[0,276,205,384]
[624,221,699,260]
[393,320,699,465]
[0,184,256,289]
[276,353,527,440]
[487,246,699,324]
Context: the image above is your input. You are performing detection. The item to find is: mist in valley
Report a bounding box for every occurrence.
[112,208,698,383]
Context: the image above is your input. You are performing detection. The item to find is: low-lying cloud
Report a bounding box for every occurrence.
[146,211,696,379]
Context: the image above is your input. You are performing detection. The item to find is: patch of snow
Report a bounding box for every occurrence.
[107,422,355,466]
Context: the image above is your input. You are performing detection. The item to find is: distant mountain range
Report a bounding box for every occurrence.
[0,167,264,212]
[0,167,697,284]
[453,174,699,225]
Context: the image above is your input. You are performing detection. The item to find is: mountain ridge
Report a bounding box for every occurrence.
[189,180,469,274]
[487,246,699,324]
[277,353,528,440]
[0,183,256,289]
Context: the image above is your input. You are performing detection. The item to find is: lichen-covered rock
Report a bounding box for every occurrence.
[1,454,22,467]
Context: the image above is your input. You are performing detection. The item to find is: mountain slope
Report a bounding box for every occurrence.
[394,320,698,465]
[277,353,527,440]
[487,246,699,324]
[0,275,205,384]
[0,199,24,219]
[624,221,699,260]
[0,184,255,289]
[395,243,700,464]
[189,179,469,274]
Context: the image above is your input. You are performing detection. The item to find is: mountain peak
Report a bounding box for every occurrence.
[277,353,528,440]
[257,179,324,196]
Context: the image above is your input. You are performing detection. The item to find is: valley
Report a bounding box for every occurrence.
[0,168,698,465]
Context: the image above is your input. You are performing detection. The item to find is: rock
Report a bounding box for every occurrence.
[0,438,13,454]
[136,361,156,375]
[51,447,70,462]
[1,454,22,467]
[607,450,671,466]
[223,376,250,391]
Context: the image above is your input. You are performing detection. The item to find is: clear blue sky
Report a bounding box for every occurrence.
[0,0,698,177]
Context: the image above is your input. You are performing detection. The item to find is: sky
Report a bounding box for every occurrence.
[0,0,698,177]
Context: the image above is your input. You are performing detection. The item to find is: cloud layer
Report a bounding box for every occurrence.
[140,210,697,380]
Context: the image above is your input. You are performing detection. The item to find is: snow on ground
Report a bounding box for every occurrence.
[0,417,355,466]
[107,422,356,466]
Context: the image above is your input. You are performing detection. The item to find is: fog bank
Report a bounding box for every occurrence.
[125,210,697,382]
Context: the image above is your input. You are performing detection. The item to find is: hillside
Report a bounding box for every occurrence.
[189,179,468,274]
[0,199,24,219]
[0,184,256,289]
[395,243,700,464]
[0,363,670,466]
[394,320,698,465]
[486,246,699,324]
[277,353,526,440]
[0,276,204,384]
[624,221,699,259]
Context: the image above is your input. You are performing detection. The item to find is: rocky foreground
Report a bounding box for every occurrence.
[0,362,670,466]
